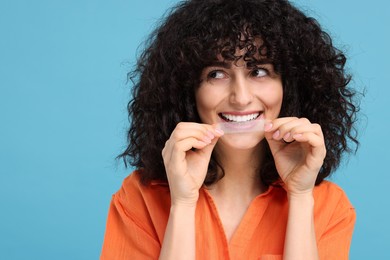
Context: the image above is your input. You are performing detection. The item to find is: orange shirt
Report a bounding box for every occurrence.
[101,171,355,259]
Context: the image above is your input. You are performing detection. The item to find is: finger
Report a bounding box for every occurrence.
[175,122,224,136]
[264,118,323,155]
[168,137,207,166]
[197,132,220,158]
[264,117,298,133]
[264,117,297,142]
[169,136,221,167]
[267,118,311,141]
[293,132,327,167]
[163,122,224,167]
[171,123,223,143]
[163,135,207,165]
[282,123,323,143]
[292,131,325,148]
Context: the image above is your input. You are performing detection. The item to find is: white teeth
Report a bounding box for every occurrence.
[221,113,260,122]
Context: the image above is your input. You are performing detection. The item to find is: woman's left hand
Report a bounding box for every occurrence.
[264,117,326,195]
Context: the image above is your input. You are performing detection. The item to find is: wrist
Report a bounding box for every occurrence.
[169,204,197,224]
[287,191,314,204]
[171,196,199,208]
[171,201,198,211]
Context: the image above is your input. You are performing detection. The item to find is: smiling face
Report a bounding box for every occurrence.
[195,58,283,150]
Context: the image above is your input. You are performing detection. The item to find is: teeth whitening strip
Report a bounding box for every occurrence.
[217,119,265,134]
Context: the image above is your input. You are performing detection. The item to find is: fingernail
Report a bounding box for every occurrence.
[202,136,212,143]
[283,132,291,140]
[198,141,209,146]
[293,133,302,138]
[272,130,280,139]
[215,128,224,135]
[206,131,215,139]
[264,123,273,131]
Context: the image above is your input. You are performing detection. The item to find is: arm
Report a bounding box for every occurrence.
[317,189,356,259]
[159,205,197,259]
[101,193,161,260]
[159,122,223,259]
[284,193,318,260]
[265,117,326,260]
[284,183,356,260]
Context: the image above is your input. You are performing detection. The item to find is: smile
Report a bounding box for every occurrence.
[219,112,261,123]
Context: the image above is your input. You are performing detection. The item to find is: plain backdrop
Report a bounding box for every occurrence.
[0,0,389,259]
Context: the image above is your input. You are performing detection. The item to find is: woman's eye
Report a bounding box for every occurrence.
[251,68,268,78]
[208,70,225,79]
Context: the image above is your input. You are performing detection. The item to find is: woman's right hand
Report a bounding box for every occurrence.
[162,122,224,207]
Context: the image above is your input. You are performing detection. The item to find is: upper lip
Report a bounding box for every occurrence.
[219,111,261,115]
[218,111,262,122]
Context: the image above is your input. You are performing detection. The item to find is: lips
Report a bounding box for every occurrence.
[219,112,262,123]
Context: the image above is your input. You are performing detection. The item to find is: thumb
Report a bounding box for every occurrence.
[264,130,282,157]
[198,135,220,160]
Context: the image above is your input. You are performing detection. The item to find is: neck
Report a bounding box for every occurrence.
[209,141,267,200]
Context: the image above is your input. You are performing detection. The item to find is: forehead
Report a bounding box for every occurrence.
[210,51,272,69]
[210,35,270,65]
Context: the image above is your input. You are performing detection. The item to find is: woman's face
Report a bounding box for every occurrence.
[195,58,283,150]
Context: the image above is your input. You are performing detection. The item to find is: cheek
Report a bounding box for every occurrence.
[265,85,283,108]
[195,90,211,123]
[195,86,221,112]
[262,85,283,109]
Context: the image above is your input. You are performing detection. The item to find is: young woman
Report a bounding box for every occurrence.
[101,0,359,259]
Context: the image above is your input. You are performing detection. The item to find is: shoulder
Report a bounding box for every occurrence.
[112,170,171,241]
[101,171,170,256]
[116,170,171,214]
[312,180,356,233]
[313,180,354,208]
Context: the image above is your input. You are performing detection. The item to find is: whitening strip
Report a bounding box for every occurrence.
[217,119,265,134]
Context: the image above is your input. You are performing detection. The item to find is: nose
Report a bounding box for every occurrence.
[229,77,253,107]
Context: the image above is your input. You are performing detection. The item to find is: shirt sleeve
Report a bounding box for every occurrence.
[100,193,161,260]
[317,193,356,260]
[259,255,283,260]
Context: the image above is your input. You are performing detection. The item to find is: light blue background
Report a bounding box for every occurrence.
[0,0,388,259]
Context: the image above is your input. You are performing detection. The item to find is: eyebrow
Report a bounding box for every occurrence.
[206,60,274,69]
[206,61,232,69]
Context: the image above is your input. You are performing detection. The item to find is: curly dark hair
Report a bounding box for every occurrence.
[118,0,359,186]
